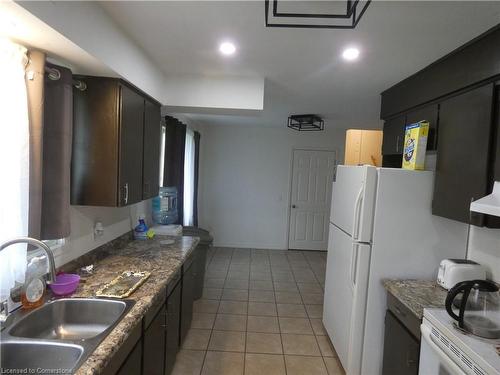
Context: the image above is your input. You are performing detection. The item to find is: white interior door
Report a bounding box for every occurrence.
[288,149,336,250]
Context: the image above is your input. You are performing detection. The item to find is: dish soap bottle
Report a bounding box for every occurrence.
[134,215,149,240]
[21,255,47,309]
[21,276,45,309]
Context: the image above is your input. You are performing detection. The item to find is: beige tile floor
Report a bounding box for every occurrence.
[171,247,345,375]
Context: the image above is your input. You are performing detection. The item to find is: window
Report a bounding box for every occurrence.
[0,39,30,300]
[183,128,195,226]
[43,238,65,250]
[159,124,166,187]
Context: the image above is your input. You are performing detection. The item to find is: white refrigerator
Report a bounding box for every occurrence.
[323,165,467,375]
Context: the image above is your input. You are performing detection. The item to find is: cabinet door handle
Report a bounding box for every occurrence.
[396,135,401,153]
[124,183,129,205]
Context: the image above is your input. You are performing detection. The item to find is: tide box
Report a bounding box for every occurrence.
[402,121,429,170]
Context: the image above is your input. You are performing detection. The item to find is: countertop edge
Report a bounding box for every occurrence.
[73,235,200,375]
[383,279,448,321]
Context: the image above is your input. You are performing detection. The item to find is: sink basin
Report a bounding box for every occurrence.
[1,298,134,373]
[9,298,131,340]
[0,341,83,371]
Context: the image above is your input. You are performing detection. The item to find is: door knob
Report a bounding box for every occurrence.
[292,205,297,208]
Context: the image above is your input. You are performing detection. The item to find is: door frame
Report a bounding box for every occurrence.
[286,147,338,251]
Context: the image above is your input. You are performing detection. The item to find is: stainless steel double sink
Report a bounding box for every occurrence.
[0,298,134,373]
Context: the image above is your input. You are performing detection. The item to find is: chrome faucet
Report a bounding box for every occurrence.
[0,237,57,323]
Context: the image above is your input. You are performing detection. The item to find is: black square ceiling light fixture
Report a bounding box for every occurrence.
[265,0,371,29]
[288,114,325,131]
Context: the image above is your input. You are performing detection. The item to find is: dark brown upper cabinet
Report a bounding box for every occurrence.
[432,84,495,225]
[382,115,406,156]
[142,99,161,200]
[380,26,500,119]
[72,77,161,207]
[119,84,145,206]
[405,104,439,151]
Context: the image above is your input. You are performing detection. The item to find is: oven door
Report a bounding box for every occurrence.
[418,323,467,375]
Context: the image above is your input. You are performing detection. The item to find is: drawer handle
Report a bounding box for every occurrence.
[394,306,407,318]
[407,358,417,367]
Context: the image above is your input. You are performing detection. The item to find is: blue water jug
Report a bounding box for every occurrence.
[152,186,179,225]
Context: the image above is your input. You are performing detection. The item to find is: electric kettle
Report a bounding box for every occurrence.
[445,279,500,339]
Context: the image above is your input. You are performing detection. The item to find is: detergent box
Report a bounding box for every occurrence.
[402,121,429,170]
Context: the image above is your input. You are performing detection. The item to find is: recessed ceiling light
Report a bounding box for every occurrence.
[219,41,236,56]
[342,47,360,61]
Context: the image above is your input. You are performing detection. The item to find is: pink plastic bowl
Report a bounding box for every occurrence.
[49,273,80,296]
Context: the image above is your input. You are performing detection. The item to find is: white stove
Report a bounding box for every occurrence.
[419,308,500,375]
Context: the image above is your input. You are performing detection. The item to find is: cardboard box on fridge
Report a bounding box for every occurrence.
[402,121,429,170]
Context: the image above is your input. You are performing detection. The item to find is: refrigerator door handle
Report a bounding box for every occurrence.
[352,186,364,241]
[350,243,359,289]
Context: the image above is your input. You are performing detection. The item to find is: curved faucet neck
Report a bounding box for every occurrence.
[0,237,57,284]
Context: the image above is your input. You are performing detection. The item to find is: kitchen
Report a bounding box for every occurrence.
[0,1,500,375]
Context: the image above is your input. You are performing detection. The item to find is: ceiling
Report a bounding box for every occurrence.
[101,1,500,129]
[0,1,115,77]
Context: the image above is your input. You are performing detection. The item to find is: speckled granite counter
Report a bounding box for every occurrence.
[66,234,199,375]
[383,279,448,320]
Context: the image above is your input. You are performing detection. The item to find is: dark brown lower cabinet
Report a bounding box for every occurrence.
[193,246,208,301]
[165,281,181,375]
[180,256,195,345]
[104,264,192,375]
[116,339,142,375]
[143,305,166,375]
[382,310,419,375]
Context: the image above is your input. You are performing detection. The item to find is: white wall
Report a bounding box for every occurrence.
[18,1,167,103]
[164,75,265,111]
[52,200,152,267]
[468,226,500,282]
[196,122,500,282]
[17,2,266,111]
[197,123,345,249]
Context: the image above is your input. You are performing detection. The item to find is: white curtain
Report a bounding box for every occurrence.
[0,39,29,300]
[159,124,166,186]
[183,128,195,226]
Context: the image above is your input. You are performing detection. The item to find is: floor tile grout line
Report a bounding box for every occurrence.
[300,249,332,374]
[200,247,232,375]
[201,247,330,374]
[273,248,289,375]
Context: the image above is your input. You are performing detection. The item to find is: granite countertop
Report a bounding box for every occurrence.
[68,234,199,375]
[383,279,449,320]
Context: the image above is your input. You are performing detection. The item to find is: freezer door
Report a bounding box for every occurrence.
[323,224,371,374]
[330,165,377,242]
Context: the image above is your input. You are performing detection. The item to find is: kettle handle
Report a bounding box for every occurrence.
[445,279,498,328]
[445,280,473,326]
